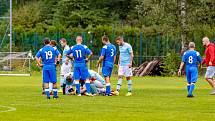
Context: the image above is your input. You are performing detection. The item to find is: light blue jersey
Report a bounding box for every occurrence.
[62,45,71,63]
[119,42,133,66]
[89,70,105,85]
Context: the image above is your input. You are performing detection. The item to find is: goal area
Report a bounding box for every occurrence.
[0,51,33,76]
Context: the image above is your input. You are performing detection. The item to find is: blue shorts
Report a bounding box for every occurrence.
[186,67,198,83]
[73,66,89,80]
[102,66,113,77]
[43,69,57,84]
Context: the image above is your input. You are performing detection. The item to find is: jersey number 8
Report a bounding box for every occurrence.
[188,56,193,64]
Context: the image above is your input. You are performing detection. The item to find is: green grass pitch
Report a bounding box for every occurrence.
[0,74,215,121]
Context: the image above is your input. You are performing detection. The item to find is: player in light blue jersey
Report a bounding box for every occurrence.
[178,42,202,98]
[115,36,134,96]
[35,38,61,99]
[59,38,72,93]
[96,35,117,96]
[66,36,93,96]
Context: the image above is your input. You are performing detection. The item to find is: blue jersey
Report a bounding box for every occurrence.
[36,45,60,70]
[67,44,92,67]
[100,43,117,67]
[119,42,133,66]
[182,50,202,68]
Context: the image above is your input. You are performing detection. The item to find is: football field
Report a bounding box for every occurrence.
[0,74,215,121]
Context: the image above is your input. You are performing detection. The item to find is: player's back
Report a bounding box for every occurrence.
[102,43,116,67]
[38,45,57,65]
[183,50,201,67]
[71,44,91,67]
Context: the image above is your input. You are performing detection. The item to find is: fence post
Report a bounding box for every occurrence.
[157,33,160,56]
[139,32,143,65]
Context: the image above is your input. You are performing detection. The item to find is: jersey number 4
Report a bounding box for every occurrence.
[45,51,53,60]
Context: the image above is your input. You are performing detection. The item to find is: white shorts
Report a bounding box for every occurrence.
[118,66,133,77]
[60,63,72,76]
[205,66,215,79]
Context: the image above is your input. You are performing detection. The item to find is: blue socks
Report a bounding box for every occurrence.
[45,88,50,98]
[187,84,191,93]
[128,80,132,92]
[106,83,111,95]
[75,83,80,95]
[85,80,91,94]
[188,83,195,96]
[53,88,58,98]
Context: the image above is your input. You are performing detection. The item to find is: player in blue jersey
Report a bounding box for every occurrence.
[66,36,93,96]
[178,42,202,98]
[35,38,61,99]
[96,35,117,96]
[59,38,72,94]
[115,36,134,96]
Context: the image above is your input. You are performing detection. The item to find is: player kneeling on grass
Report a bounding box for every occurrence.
[96,35,116,96]
[88,70,106,95]
[178,42,202,98]
[63,72,76,95]
[36,38,61,99]
[66,36,93,96]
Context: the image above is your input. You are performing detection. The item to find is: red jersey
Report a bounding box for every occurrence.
[203,43,215,66]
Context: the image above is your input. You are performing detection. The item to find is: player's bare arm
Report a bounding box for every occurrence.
[86,52,93,62]
[178,62,185,76]
[35,57,43,67]
[96,55,104,67]
[129,51,134,68]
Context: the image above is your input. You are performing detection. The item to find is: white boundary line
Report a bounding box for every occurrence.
[0,74,31,76]
[0,105,16,113]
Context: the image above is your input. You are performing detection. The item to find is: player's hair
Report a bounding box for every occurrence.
[102,35,109,42]
[116,36,123,41]
[60,38,67,43]
[189,42,195,48]
[50,40,57,46]
[43,37,50,45]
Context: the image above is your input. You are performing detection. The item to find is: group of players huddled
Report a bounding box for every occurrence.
[35,35,133,99]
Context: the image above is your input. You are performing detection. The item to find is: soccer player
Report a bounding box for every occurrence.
[178,42,202,97]
[59,38,72,93]
[66,36,93,96]
[96,35,116,96]
[202,37,215,94]
[35,38,61,99]
[115,36,134,96]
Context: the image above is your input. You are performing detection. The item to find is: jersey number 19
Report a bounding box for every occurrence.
[45,51,53,60]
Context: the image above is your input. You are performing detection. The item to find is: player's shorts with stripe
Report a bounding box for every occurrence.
[102,66,113,77]
[186,67,198,83]
[118,65,133,77]
[43,65,57,84]
[205,66,215,79]
[73,66,89,80]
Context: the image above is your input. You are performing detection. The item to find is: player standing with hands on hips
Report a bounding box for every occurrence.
[178,42,202,98]
[115,36,134,96]
[66,36,93,96]
[35,38,61,99]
